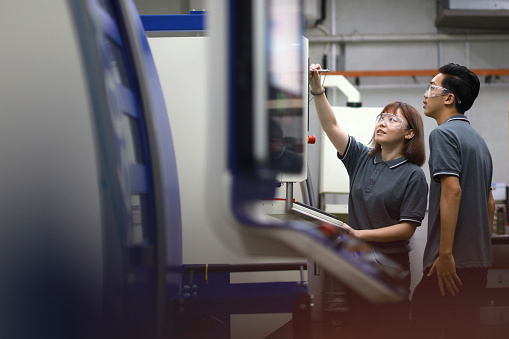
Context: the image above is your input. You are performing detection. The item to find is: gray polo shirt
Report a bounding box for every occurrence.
[339,136,428,256]
[423,114,493,270]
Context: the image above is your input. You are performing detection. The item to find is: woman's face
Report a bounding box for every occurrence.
[374,108,410,145]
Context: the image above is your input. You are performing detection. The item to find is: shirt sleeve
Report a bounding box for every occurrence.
[338,136,370,177]
[429,128,461,182]
[399,175,428,225]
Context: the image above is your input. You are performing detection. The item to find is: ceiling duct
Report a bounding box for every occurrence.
[436,0,509,30]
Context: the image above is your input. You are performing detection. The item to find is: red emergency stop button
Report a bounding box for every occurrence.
[308,135,316,144]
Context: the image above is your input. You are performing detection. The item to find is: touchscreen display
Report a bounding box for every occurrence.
[267,0,304,174]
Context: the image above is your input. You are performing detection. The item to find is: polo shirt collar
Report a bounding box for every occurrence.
[373,151,408,169]
[445,114,470,124]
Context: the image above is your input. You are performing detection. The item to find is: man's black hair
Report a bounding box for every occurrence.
[438,63,480,113]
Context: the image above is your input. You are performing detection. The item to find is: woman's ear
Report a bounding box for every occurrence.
[405,129,415,140]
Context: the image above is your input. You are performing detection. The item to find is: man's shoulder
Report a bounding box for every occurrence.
[429,124,455,142]
[431,118,471,138]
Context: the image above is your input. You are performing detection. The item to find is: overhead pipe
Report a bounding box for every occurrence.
[313,0,327,27]
[308,33,509,44]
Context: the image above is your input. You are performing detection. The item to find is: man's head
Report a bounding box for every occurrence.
[436,63,480,114]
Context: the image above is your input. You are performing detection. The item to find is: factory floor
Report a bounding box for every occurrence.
[265,319,509,339]
[265,320,354,339]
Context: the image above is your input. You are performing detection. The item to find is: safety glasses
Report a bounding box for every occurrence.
[375,113,407,129]
[425,84,462,104]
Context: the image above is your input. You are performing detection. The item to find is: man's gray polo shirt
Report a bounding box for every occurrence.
[339,136,428,256]
[423,114,493,270]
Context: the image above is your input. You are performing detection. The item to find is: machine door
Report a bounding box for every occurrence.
[70,0,166,336]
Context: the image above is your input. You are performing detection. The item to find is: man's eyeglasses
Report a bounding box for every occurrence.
[425,84,462,104]
[375,113,407,129]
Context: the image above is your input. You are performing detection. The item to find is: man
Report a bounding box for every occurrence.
[411,63,495,339]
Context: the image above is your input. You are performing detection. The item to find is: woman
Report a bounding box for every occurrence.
[309,64,428,339]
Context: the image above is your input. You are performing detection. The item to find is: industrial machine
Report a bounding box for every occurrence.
[206,0,408,304]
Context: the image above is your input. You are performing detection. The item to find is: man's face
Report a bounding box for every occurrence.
[423,73,447,118]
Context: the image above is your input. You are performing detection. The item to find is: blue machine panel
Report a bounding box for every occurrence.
[140,12,206,31]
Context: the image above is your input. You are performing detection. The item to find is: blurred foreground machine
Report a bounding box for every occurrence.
[0,1,181,337]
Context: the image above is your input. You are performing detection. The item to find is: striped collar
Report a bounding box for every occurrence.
[444,114,470,124]
[374,152,409,169]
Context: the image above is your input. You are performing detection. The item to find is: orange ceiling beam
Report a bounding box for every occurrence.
[328,69,509,77]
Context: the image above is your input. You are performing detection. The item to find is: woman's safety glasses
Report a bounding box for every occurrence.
[375,113,407,129]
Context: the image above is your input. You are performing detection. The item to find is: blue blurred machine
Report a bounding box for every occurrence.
[1,0,181,337]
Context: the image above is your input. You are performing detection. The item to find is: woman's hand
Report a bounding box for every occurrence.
[341,223,361,239]
[309,63,324,93]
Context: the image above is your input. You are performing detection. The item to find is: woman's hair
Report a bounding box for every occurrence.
[368,101,426,167]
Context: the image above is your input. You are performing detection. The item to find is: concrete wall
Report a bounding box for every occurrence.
[306,0,509,295]
[305,0,509,192]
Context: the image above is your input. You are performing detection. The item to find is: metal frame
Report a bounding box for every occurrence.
[172,263,312,339]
